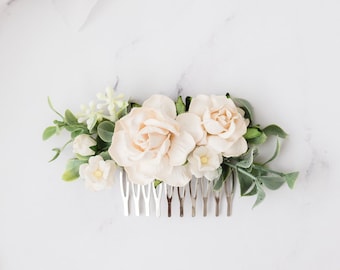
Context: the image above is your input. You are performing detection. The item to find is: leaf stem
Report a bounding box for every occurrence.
[253,164,285,177]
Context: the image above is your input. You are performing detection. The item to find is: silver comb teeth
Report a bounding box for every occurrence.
[119,170,235,217]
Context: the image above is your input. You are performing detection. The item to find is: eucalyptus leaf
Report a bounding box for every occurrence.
[253,183,266,208]
[237,169,255,196]
[263,124,288,138]
[175,96,186,114]
[237,147,255,168]
[233,97,254,124]
[262,139,281,165]
[260,176,286,190]
[97,121,115,143]
[71,128,87,139]
[284,171,299,189]
[62,158,86,181]
[42,126,57,140]
[213,165,231,191]
[100,151,112,161]
[64,109,78,125]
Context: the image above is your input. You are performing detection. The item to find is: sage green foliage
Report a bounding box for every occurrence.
[159,93,298,208]
[43,93,299,208]
[43,97,118,181]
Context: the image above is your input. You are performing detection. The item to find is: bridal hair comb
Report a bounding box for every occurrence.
[43,87,299,216]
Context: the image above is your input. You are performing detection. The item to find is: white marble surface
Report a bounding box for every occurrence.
[1,0,340,269]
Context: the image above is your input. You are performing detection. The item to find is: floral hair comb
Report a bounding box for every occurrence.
[43,87,299,217]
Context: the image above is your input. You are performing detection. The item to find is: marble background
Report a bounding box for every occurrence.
[1,0,339,269]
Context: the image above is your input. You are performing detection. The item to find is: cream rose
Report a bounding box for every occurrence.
[79,155,116,191]
[189,95,249,157]
[72,134,96,156]
[108,95,195,186]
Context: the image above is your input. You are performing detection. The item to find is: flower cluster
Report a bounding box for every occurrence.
[43,87,298,207]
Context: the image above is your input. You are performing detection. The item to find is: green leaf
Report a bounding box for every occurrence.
[237,147,255,169]
[100,151,112,161]
[262,139,281,165]
[64,109,78,125]
[233,97,254,124]
[42,126,57,140]
[97,121,115,143]
[263,124,288,138]
[49,148,61,162]
[284,171,299,189]
[213,165,231,191]
[260,176,286,190]
[62,159,86,181]
[175,96,186,114]
[253,183,266,208]
[71,128,88,139]
[244,127,262,139]
[238,169,255,196]
[247,132,267,145]
[154,179,162,188]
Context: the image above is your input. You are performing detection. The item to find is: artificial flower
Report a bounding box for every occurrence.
[72,134,96,156]
[189,95,249,157]
[97,87,129,121]
[188,146,222,180]
[77,101,104,131]
[79,155,116,191]
[109,95,195,185]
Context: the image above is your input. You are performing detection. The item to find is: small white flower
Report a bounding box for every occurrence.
[79,155,116,191]
[97,87,129,121]
[72,134,96,156]
[188,146,222,181]
[77,101,104,131]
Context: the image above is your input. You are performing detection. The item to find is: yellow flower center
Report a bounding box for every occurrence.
[200,156,209,164]
[93,169,103,180]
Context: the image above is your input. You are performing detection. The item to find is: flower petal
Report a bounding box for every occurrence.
[176,113,206,144]
[222,137,248,157]
[188,95,210,116]
[143,95,176,119]
[168,131,195,166]
[163,165,192,187]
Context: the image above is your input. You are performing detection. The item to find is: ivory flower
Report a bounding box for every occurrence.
[72,134,96,156]
[188,146,222,180]
[189,95,249,157]
[108,95,195,186]
[79,155,116,191]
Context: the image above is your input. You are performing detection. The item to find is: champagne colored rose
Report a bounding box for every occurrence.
[72,134,96,156]
[79,155,116,191]
[189,95,249,157]
[109,95,195,186]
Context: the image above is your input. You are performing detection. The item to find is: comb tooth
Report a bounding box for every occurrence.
[225,170,236,217]
[131,184,141,216]
[165,184,174,217]
[213,182,221,217]
[189,178,199,217]
[141,183,151,217]
[119,170,130,216]
[200,177,212,217]
[177,186,186,217]
[152,182,163,217]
